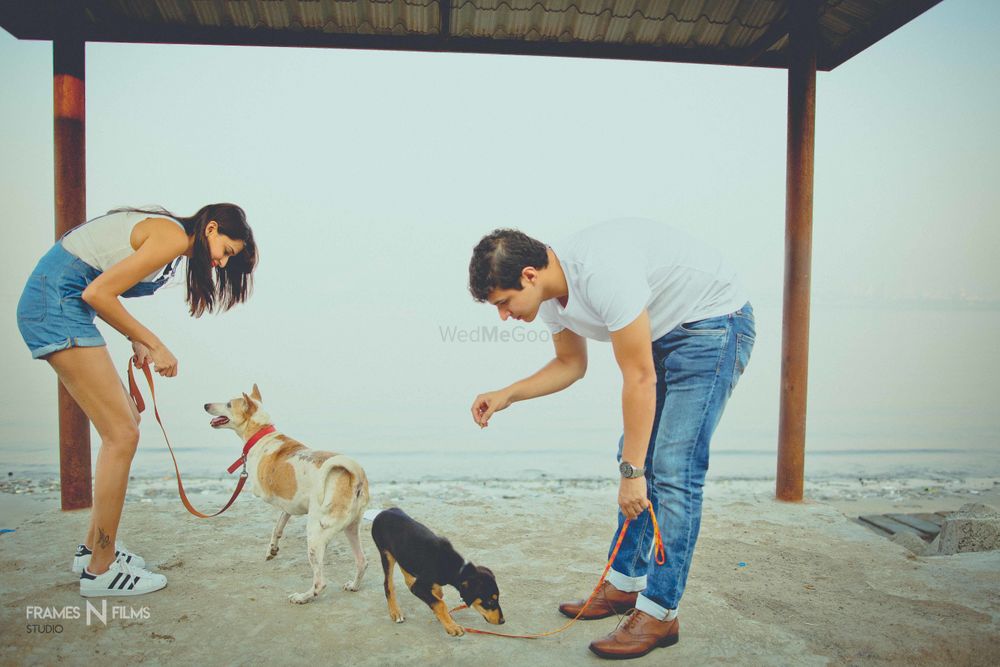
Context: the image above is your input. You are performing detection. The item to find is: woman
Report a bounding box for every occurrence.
[16,203,257,596]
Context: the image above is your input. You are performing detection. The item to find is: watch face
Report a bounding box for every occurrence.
[620,462,633,476]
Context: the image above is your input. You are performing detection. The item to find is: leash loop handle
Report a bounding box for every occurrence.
[127,357,247,519]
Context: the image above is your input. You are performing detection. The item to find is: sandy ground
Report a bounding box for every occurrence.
[1,476,998,666]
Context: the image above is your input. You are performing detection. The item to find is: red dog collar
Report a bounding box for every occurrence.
[227,425,277,474]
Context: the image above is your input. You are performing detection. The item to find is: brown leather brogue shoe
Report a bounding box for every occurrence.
[588,609,679,659]
[557,581,639,620]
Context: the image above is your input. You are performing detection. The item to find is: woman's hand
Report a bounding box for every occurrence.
[618,477,649,520]
[131,340,153,369]
[470,389,513,428]
[149,343,178,377]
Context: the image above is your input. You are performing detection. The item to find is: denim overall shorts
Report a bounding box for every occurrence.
[16,241,177,359]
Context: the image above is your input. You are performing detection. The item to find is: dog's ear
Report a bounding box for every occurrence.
[242,393,258,417]
[251,384,261,402]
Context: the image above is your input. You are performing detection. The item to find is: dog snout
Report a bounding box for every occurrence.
[483,608,504,625]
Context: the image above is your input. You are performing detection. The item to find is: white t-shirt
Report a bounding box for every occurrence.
[538,219,748,342]
[61,210,185,284]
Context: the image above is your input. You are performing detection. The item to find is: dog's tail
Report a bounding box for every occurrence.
[318,455,369,513]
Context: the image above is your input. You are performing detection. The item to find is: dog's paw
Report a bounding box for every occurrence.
[266,545,279,561]
[343,580,361,592]
[390,612,405,623]
[288,592,314,604]
[445,624,465,637]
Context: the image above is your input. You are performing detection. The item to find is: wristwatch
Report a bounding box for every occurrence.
[619,461,645,479]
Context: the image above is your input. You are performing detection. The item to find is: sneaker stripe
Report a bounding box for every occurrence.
[119,575,132,590]
[128,577,140,590]
[109,573,124,589]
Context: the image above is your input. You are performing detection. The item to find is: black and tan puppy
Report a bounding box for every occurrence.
[371,507,504,636]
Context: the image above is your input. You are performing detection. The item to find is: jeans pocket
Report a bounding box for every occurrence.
[17,274,48,323]
[732,333,755,392]
[678,316,728,335]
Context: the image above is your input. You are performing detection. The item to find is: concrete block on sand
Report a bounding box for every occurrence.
[925,503,1000,556]
[889,531,928,555]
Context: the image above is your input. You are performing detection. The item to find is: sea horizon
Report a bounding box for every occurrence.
[3,445,998,486]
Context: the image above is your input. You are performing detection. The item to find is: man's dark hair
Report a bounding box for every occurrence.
[468,228,549,302]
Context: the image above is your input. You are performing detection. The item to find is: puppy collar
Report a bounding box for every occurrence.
[227,425,277,474]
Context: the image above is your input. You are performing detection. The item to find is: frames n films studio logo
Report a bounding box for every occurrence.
[25,601,150,633]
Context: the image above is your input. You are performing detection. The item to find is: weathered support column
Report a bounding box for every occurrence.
[54,38,91,511]
[777,1,817,502]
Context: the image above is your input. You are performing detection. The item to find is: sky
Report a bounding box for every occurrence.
[0,0,998,476]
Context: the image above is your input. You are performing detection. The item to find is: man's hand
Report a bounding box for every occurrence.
[610,311,655,520]
[618,476,649,520]
[470,389,513,428]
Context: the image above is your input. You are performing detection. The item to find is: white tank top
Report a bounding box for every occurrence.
[61,210,186,284]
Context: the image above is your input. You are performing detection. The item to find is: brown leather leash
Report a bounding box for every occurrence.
[127,358,248,518]
[450,505,666,639]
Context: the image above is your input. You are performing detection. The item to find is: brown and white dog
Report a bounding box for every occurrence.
[204,385,369,604]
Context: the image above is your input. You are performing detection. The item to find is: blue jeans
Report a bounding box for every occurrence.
[606,303,755,620]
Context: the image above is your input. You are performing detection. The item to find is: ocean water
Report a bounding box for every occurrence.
[1,302,998,484]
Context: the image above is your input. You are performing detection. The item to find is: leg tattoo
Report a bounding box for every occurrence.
[97,527,111,549]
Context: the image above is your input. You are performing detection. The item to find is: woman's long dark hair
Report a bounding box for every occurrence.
[111,204,257,317]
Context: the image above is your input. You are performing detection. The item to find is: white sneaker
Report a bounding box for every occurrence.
[80,555,167,597]
[72,543,146,574]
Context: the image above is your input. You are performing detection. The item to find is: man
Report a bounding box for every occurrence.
[468,219,755,659]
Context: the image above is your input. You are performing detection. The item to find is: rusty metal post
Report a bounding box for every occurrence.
[54,38,91,511]
[776,0,818,502]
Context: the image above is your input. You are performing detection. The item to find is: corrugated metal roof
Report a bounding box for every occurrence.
[0,0,943,70]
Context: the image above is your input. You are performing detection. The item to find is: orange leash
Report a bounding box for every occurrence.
[127,358,248,518]
[451,505,666,639]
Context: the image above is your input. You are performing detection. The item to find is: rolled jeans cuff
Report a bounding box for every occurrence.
[607,568,646,593]
[636,594,678,621]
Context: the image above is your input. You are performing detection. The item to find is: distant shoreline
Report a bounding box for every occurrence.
[3,468,997,502]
